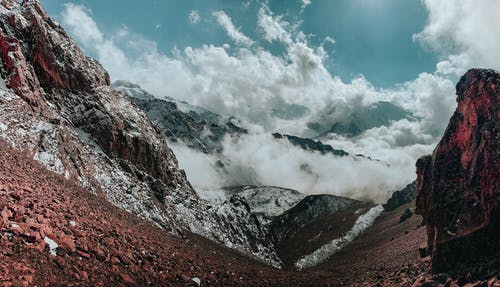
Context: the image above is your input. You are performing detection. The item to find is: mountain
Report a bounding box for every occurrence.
[308,101,416,137]
[416,69,500,274]
[272,133,349,157]
[0,0,280,266]
[113,80,357,158]
[113,80,247,154]
[0,0,389,271]
[383,181,417,211]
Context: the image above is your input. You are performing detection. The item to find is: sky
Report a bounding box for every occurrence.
[41,0,436,87]
[38,0,500,201]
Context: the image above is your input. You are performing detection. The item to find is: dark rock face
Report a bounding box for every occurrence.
[273,133,349,156]
[113,81,247,154]
[383,181,417,212]
[270,194,371,265]
[415,69,500,273]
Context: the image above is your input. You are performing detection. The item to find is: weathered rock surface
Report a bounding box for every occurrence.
[271,194,372,266]
[114,80,247,154]
[384,181,417,211]
[415,69,500,273]
[272,133,349,157]
[0,0,280,265]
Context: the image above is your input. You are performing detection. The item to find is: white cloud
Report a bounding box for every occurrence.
[219,133,415,202]
[188,10,201,24]
[59,2,498,202]
[257,4,293,44]
[414,0,500,74]
[324,36,335,45]
[300,0,312,13]
[212,11,254,46]
[61,4,102,44]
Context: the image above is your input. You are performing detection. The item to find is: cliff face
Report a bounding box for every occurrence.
[0,0,281,265]
[415,69,500,273]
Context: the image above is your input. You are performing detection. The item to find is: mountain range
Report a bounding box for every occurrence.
[0,1,498,286]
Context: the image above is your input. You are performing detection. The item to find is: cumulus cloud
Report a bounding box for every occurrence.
[61,4,102,44]
[414,0,500,75]
[212,11,254,46]
[171,132,419,203]
[59,1,497,202]
[257,4,293,44]
[188,10,201,24]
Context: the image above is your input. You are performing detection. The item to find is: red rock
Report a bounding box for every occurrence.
[54,256,65,269]
[416,69,500,273]
[76,250,90,259]
[80,271,89,281]
[120,273,135,284]
[59,235,76,252]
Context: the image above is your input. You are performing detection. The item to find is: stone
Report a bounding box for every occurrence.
[416,69,500,273]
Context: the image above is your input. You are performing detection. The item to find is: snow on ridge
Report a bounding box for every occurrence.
[295,204,384,270]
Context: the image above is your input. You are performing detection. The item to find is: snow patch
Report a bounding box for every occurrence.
[295,204,384,270]
[44,236,58,256]
[191,277,201,286]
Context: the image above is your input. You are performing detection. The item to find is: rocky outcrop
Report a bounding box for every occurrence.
[415,69,500,273]
[383,181,417,211]
[0,0,281,266]
[272,133,349,156]
[113,80,247,154]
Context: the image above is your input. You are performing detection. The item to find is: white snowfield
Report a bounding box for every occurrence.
[295,204,384,270]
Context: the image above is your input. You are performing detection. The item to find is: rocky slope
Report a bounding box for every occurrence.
[0,0,280,266]
[114,80,247,154]
[416,69,500,273]
[1,138,345,286]
[1,140,434,286]
[383,181,417,211]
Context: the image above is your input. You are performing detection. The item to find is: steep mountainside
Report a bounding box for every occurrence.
[383,181,417,211]
[416,69,500,273]
[0,0,280,266]
[113,80,247,154]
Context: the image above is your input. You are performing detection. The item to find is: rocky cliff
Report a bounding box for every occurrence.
[415,69,500,273]
[0,0,280,266]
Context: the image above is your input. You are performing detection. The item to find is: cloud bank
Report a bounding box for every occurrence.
[60,1,498,201]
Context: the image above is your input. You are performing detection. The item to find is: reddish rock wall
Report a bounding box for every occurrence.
[415,69,500,273]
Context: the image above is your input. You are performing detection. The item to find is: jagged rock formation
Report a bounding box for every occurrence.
[0,0,280,266]
[113,80,247,154]
[272,133,349,156]
[224,186,306,225]
[415,69,500,273]
[383,181,417,211]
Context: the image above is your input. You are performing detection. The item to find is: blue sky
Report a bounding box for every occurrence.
[36,0,499,197]
[40,0,436,88]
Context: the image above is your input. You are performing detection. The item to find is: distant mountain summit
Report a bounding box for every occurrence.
[113,80,247,154]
